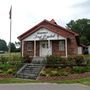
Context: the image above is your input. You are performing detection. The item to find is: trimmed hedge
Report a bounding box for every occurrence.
[46,55,86,66]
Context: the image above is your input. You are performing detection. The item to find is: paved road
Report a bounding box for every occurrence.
[0,83,90,90]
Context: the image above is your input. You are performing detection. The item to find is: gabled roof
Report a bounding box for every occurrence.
[18,19,79,40]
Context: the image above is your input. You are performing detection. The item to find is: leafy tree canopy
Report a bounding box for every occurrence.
[0,39,8,51]
[8,42,16,52]
[66,18,90,45]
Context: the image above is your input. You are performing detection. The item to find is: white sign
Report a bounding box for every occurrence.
[23,28,65,41]
[33,31,56,40]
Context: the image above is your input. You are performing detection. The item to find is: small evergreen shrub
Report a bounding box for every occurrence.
[66,56,75,65]
[74,55,85,65]
[72,66,86,73]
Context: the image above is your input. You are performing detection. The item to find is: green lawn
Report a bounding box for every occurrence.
[0,52,20,57]
[50,77,90,85]
[0,77,90,85]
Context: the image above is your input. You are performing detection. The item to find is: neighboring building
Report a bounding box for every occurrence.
[18,19,80,58]
[87,45,90,54]
[78,44,87,55]
[78,46,83,55]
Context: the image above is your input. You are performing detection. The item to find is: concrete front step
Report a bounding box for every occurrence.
[16,57,45,79]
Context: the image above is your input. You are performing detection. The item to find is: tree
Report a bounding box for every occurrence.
[66,18,90,45]
[0,39,8,51]
[15,41,21,52]
[8,42,16,52]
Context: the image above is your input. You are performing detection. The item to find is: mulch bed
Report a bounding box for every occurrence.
[0,74,14,78]
[37,72,90,81]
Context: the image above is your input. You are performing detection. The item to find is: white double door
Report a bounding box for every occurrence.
[40,41,52,57]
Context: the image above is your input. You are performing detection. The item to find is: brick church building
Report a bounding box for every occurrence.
[18,19,80,58]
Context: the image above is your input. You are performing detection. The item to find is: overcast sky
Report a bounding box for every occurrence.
[0,0,90,43]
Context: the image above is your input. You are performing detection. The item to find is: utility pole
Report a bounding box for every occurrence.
[9,6,12,56]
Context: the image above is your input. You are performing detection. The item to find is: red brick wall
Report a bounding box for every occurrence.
[23,39,78,58]
[23,41,34,58]
[23,41,40,58]
[67,37,78,56]
[52,40,66,56]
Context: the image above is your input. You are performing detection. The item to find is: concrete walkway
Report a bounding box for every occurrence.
[0,83,90,90]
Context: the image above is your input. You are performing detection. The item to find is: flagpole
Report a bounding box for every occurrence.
[9,6,12,56]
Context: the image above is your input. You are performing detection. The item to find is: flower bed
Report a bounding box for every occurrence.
[37,72,90,81]
[0,74,14,78]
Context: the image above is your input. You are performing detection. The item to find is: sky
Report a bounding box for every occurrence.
[0,0,90,44]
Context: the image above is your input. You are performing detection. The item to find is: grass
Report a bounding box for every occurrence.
[49,77,90,85]
[0,52,20,57]
[0,78,37,84]
[0,77,90,85]
[83,54,90,59]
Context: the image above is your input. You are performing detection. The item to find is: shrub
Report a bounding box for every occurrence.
[0,63,10,71]
[11,55,22,62]
[86,59,90,66]
[66,56,75,65]
[46,55,65,66]
[74,55,85,66]
[7,68,14,74]
[84,66,90,72]
[0,56,9,64]
[0,69,3,73]
[59,71,69,76]
[40,71,46,76]
[50,71,58,76]
[22,56,32,63]
[63,67,72,73]
[72,66,86,73]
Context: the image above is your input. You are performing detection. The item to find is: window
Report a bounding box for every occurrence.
[42,43,45,48]
[41,42,48,48]
[59,40,65,51]
[27,42,33,51]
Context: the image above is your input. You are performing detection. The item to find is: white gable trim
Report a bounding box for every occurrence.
[23,28,65,41]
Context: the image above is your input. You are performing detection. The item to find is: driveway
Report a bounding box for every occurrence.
[0,83,90,90]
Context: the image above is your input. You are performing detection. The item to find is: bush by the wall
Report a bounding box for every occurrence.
[46,55,65,66]
[66,56,75,65]
[72,66,86,73]
[74,55,85,65]
[86,59,90,66]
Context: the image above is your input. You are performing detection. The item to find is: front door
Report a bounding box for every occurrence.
[40,41,51,56]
